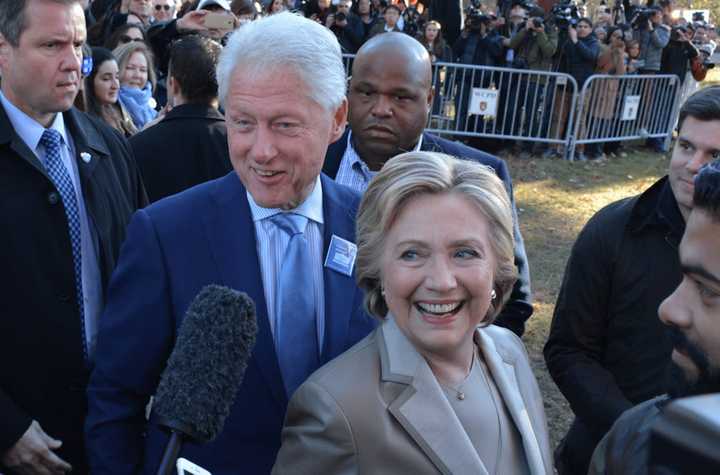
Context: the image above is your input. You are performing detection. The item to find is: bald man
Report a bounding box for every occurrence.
[323,32,533,336]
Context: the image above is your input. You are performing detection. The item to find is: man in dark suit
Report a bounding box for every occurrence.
[324,32,533,336]
[86,12,376,474]
[131,35,231,202]
[0,0,147,473]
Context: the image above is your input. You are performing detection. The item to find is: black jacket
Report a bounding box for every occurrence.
[453,30,505,67]
[544,177,683,473]
[561,33,600,87]
[588,395,669,475]
[0,106,147,470]
[661,39,699,83]
[323,129,534,336]
[331,12,365,54]
[130,103,232,203]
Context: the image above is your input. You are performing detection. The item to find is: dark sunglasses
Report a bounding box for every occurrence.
[155,4,172,10]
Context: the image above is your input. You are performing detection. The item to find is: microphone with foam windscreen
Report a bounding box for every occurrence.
[152,285,258,475]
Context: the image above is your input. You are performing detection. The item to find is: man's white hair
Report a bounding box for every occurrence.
[217,12,346,111]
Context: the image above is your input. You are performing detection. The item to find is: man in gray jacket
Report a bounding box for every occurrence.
[634,6,671,152]
[635,6,670,73]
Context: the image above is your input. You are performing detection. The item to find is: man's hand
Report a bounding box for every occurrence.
[325,13,335,28]
[176,10,209,33]
[1,421,72,475]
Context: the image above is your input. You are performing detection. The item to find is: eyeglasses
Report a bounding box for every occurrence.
[155,4,172,10]
[120,36,145,43]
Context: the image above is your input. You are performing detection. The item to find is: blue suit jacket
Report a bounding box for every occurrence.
[86,172,376,474]
[323,130,533,336]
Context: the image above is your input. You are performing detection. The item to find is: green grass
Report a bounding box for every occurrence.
[507,147,669,447]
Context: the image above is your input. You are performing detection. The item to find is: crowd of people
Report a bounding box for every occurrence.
[72,0,719,162]
[1,0,720,474]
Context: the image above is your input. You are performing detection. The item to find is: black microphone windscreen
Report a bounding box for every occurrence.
[152,284,258,443]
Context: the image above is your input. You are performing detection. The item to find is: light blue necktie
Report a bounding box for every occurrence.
[270,212,319,397]
[40,129,86,359]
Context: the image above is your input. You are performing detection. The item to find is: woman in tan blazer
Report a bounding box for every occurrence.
[273,152,553,475]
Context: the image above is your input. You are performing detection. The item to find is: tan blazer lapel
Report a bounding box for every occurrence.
[477,329,546,475]
[379,318,488,475]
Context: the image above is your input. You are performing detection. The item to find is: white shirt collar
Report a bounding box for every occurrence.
[247,175,324,225]
[0,89,70,155]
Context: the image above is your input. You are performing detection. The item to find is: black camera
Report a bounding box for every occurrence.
[335,12,346,22]
[670,25,687,41]
[630,7,656,29]
[692,11,705,23]
[551,1,579,29]
[466,7,491,31]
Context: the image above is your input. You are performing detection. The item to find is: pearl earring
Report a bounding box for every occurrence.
[491,289,497,300]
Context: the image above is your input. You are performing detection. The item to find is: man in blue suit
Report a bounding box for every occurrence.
[85,12,375,474]
[324,32,533,336]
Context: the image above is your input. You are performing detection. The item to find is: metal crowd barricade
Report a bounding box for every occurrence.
[342,54,355,78]
[570,74,681,160]
[342,55,579,153]
[426,62,578,152]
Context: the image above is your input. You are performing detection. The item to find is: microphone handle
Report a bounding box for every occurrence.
[157,431,183,475]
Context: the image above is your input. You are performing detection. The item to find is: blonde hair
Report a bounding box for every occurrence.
[113,41,157,91]
[355,151,517,324]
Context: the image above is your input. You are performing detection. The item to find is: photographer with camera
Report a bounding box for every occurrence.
[633,6,669,74]
[631,5,670,152]
[587,24,632,159]
[562,18,601,90]
[454,8,504,67]
[661,24,698,84]
[507,4,557,71]
[507,4,558,157]
[326,0,365,53]
[560,18,601,160]
[453,7,505,130]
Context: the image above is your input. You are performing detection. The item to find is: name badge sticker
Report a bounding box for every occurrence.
[324,235,357,277]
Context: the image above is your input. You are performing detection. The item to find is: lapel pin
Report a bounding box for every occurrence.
[80,152,92,163]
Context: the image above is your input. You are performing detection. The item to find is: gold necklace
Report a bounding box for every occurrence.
[440,350,477,401]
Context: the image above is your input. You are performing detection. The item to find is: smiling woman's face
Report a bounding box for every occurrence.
[380,192,496,360]
[120,51,148,89]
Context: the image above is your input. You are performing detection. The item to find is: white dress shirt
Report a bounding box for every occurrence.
[247,176,326,353]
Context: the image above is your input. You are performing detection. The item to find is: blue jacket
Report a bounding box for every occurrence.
[86,172,376,474]
[562,33,601,88]
[635,24,671,72]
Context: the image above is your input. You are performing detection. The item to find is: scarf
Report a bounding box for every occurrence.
[119,83,157,130]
